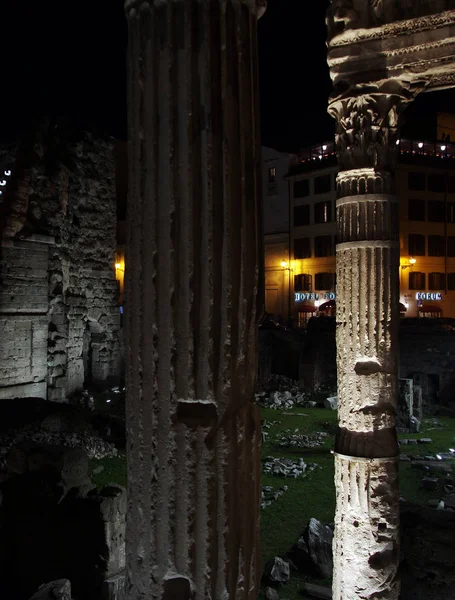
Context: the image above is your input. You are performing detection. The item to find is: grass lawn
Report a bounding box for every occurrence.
[89,406,455,600]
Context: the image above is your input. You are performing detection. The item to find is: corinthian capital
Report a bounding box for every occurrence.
[328,80,424,173]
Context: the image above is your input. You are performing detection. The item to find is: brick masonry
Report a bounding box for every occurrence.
[0,119,121,401]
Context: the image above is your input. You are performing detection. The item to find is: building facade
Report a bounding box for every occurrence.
[264,139,455,323]
[262,146,296,322]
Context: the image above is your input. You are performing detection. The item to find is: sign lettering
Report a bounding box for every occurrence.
[295,293,319,302]
[415,292,443,301]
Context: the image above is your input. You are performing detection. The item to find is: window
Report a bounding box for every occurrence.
[428,235,445,256]
[294,179,309,198]
[408,234,425,256]
[315,272,335,291]
[314,201,332,224]
[294,273,312,292]
[448,273,455,290]
[314,235,334,257]
[408,172,426,191]
[448,203,455,223]
[294,205,310,226]
[448,177,455,194]
[448,236,455,257]
[428,272,445,290]
[409,271,425,290]
[294,238,311,259]
[428,201,445,222]
[408,199,425,221]
[428,174,446,193]
[268,167,276,183]
[314,174,331,194]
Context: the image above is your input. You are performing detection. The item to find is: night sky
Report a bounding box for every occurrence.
[0,0,453,149]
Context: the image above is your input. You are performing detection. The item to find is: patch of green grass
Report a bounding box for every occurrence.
[398,418,455,504]
[259,410,455,600]
[89,453,127,489]
[87,406,455,600]
[260,408,337,600]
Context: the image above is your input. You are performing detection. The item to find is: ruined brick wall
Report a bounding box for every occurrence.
[399,319,455,409]
[0,120,121,401]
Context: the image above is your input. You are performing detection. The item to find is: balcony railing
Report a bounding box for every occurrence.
[292,139,455,166]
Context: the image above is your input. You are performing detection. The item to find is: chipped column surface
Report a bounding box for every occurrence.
[333,454,400,599]
[327,82,416,600]
[124,1,264,599]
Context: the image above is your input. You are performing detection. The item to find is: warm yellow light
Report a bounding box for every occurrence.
[280,260,288,269]
[115,263,122,269]
[409,257,416,265]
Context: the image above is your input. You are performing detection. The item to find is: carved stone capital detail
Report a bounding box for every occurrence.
[328,80,423,176]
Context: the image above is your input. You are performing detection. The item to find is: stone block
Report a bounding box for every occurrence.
[102,572,125,600]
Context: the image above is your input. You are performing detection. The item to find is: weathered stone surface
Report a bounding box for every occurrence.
[0,120,121,402]
[28,579,72,600]
[324,396,338,410]
[124,0,264,598]
[328,76,404,600]
[265,587,280,600]
[102,572,125,600]
[397,379,413,429]
[290,519,333,579]
[263,557,290,584]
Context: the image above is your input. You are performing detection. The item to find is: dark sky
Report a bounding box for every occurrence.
[0,0,453,149]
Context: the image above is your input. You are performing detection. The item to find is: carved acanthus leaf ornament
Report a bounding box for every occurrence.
[328,81,426,172]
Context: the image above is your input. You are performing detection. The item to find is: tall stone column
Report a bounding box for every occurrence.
[124,1,265,599]
[328,82,414,600]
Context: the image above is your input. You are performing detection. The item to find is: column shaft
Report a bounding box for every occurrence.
[124,1,263,598]
[329,88,408,600]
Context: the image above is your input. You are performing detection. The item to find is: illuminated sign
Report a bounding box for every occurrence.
[415,292,443,301]
[295,293,319,301]
[295,292,336,302]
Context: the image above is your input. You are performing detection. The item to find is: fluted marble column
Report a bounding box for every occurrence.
[124,1,265,598]
[328,82,415,600]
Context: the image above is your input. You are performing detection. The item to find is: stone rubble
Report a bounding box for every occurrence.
[263,456,321,479]
[0,424,118,470]
[28,579,73,600]
[262,556,290,585]
[258,375,300,395]
[261,484,289,509]
[289,518,334,579]
[274,429,327,449]
[323,396,338,410]
[265,587,280,600]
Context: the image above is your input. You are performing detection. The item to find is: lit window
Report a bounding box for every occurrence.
[268,167,276,184]
[294,273,312,292]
